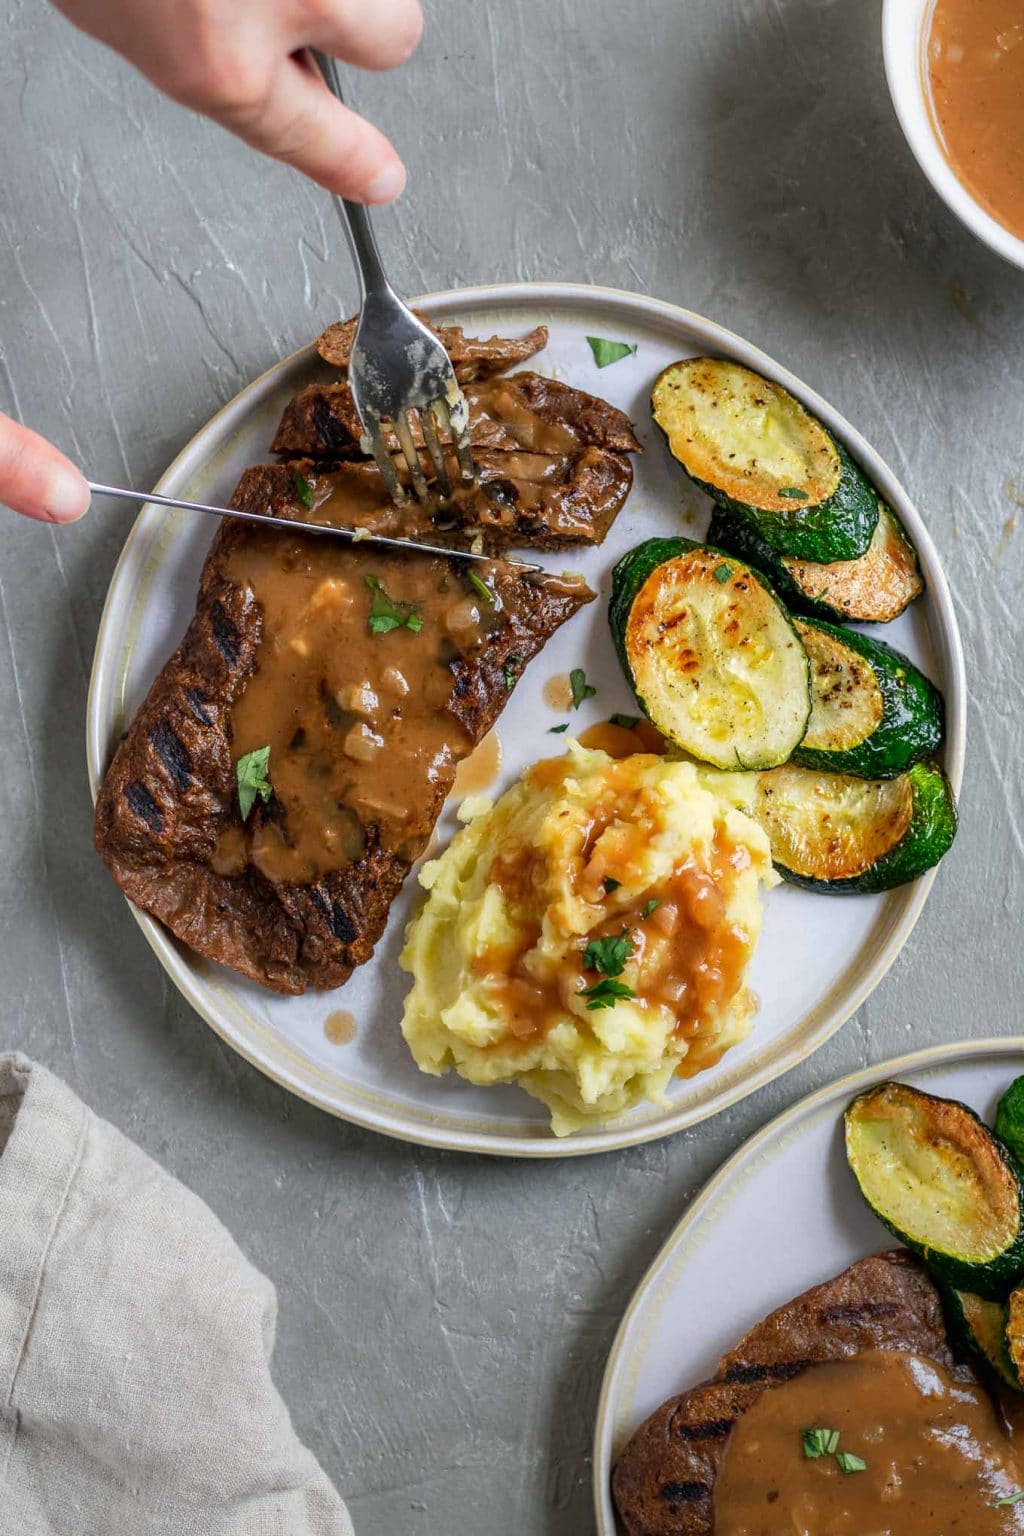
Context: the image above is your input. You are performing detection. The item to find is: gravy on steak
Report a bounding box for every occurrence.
[222,530,508,885]
[714,1347,1024,1533]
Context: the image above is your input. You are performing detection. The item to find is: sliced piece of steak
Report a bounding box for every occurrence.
[271,371,641,461]
[95,503,592,995]
[611,1251,966,1536]
[243,439,633,553]
[316,316,548,379]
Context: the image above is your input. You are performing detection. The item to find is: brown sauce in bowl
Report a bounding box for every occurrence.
[928,0,1024,240]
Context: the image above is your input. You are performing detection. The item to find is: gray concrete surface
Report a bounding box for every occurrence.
[1,0,1022,1530]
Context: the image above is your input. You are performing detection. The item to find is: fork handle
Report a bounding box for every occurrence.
[310,49,390,301]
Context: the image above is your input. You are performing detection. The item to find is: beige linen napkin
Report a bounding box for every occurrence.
[0,1054,354,1536]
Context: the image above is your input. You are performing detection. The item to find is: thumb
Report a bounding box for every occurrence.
[220,55,406,204]
[0,415,90,524]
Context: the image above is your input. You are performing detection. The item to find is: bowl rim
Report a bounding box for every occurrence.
[882,0,1024,272]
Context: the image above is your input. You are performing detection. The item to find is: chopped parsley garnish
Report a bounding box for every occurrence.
[993,1490,1024,1508]
[603,877,621,893]
[713,562,734,584]
[466,570,494,606]
[570,667,597,709]
[549,722,569,734]
[609,713,640,728]
[292,470,314,509]
[504,653,522,690]
[641,898,661,919]
[583,930,634,976]
[778,486,808,501]
[579,976,636,1011]
[835,1452,866,1475]
[236,746,273,821]
[365,575,423,635]
[802,1428,840,1460]
[586,336,638,369]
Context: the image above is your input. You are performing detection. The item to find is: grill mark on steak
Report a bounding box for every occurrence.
[660,1483,708,1505]
[124,781,164,835]
[611,1251,971,1536]
[150,720,192,794]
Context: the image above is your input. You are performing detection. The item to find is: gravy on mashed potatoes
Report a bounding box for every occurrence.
[400,744,776,1135]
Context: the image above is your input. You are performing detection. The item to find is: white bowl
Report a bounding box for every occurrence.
[883,0,1024,271]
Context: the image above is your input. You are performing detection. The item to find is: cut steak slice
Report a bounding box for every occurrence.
[611,1251,968,1536]
[271,371,641,461]
[94,502,592,995]
[316,316,549,379]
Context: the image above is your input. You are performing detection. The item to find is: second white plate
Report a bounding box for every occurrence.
[86,282,966,1156]
[593,1038,1024,1531]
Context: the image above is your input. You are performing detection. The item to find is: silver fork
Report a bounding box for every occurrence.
[310,50,475,512]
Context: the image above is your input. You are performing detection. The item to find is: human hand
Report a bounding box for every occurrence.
[0,415,90,524]
[49,0,423,203]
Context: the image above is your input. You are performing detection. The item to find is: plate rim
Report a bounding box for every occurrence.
[85,279,967,1159]
[591,1035,1022,1533]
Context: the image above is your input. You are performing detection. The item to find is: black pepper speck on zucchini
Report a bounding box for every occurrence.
[792,618,944,779]
[609,538,811,771]
[846,1082,1024,1298]
[707,501,923,625]
[652,357,878,563]
[752,760,956,893]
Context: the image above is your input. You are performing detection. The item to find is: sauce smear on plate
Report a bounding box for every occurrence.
[928,0,1024,239]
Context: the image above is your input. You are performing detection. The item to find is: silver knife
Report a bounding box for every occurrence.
[87,482,541,571]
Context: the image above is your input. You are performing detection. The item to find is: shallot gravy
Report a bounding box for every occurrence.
[928,0,1024,240]
[714,1348,1024,1533]
[222,530,501,885]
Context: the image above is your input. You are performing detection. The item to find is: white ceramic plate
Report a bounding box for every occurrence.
[593,1038,1024,1532]
[86,282,966,1157]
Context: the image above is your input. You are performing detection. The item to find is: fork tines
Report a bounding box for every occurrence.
[364,398,476,514]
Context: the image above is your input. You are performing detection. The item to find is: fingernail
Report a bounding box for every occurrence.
[364,159,406,205]
[45,467,90,523]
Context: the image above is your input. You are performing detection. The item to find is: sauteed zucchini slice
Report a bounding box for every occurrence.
[845,1082,1024,1298]
[996,1077,1024,1171]
[1005,1286,1024,1386]
[944,1289,1018,1388]
[707,502,923,625]
[792,618,943,779]
[652,358,878,563]
[752,761,957,893]
[609,539,811,771]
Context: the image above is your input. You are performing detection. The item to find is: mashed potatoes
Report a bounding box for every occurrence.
[400,744,777,1136]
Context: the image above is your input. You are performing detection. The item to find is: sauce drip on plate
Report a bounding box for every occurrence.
[714,1348,1024,1533]
[928,0,1024,240]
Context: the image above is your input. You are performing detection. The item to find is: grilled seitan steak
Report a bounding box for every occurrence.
[95,515,591,994]
[611,1251,969,1536]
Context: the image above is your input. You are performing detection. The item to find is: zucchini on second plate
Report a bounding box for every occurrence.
[793,617,943,778]
[609,539,810,771]
[707,501,924,625]
[845,1082,1024,1298]
[752,760,957,893]
[652,357,878,563]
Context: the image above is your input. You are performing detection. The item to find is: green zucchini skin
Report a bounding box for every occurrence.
[773,761,957,895]
[941,1288,1019,1387]
[792,618,944,779]
[693,441,878,564]
[996,1078,1024,1173]
[706,504,923,625]
[845,1083,1024,1299]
